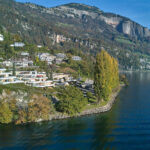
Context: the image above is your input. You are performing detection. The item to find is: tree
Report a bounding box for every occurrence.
[13,62,16,76]
[27,94,52,122]
[27,44,37,60]
[56,86,87,115]
[15,109,28,125]
[45,64,54,80]
[0,101,13,124]
[94,50,119,102]
[8,99,18,121]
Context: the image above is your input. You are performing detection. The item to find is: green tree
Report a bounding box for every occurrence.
[0,101,13,124]
[56,86,87,115]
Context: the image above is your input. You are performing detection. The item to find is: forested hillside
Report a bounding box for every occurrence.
[1,0,150,70]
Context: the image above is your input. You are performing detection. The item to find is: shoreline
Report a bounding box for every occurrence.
[48,86,123,121]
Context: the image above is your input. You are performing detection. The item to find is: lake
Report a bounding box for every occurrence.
[1,72,150,150]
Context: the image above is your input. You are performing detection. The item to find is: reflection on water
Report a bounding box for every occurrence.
[1,72,150,150]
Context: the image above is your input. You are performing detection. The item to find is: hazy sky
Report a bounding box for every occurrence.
[16,0,150,28]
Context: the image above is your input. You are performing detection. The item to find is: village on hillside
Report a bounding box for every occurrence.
[0,35,94,94]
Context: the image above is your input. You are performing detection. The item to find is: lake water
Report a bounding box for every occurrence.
[1,72,150,150]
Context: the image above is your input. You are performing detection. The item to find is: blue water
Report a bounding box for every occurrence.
[1,72,150,150]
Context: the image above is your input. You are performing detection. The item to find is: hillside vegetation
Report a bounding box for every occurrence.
[1,0,150,70]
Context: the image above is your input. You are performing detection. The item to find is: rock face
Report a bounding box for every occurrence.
[118,21,150,38]
[1,1,150,41]
[0,89,29,108]
[99,16,122,28]
[1,1,150,70]
[49,3,150,38]
[100,15,150,38]
[51,5,98,19]
[119,21,131,35]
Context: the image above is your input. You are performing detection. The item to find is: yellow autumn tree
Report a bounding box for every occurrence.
[94,50,119,102]
[27,94,52,122]
[0,101,13,124]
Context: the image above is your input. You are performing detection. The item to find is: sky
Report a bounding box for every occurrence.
[15,0,150,28]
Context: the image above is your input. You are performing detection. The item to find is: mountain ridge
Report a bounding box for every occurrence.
[1,0,150,70]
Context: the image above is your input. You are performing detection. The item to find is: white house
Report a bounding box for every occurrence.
[72,56,82,61]
[13,60,33,68]
[28,80,55,88]
[56,53,66,59]
[10,42,25,47]
[2,61,13,67]
[52,73,72,82]
[16,71,37,76]
[0,34,4,41]
[85,79,94,85]
[38,53,56,64]
[37,45,42,48]
[21,52,29,57]
[81,79,94,88]
[16,71,48,83]
[0,69,24,85]
[0,68,6,74]
[13,61,28,68]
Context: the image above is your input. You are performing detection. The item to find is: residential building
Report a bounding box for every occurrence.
[0,34,4,41]
[38,53,56,64]
[72,56,82,61]
[56,53,66,59]
[2,61,13,67]
[21,52,29,57]
[37,45,42,48]
[10,42,25,47]
[85,79,94,85]
[28,80,55,88]
[52,73,73,82]
[0,68,6,74]
[13,59,33,68]
[81,79,94,88]
[0,69,23,85]
[16,71,48,83]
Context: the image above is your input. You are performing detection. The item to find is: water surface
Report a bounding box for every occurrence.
[1,72,150,150]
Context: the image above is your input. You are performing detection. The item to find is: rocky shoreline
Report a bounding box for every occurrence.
[48,86,123,121]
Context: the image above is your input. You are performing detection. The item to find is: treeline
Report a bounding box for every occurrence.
[94,50,119,102]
